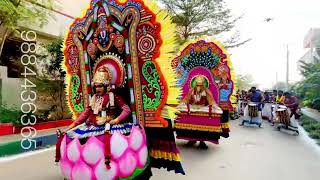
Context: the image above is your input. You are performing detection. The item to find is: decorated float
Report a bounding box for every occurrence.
[171,40,234,146]
[55,0,184,179]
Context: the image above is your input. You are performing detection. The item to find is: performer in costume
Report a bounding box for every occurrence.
[67,67,131,133]
[172,40,234,147]
[181,75,217,149]
[55,0,185,179]
[215,64,234,138]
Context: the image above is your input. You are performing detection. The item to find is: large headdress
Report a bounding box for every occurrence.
[171,40,235,105]
[62,0,180,127]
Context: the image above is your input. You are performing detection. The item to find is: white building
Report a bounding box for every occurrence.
[299,28,320,65]
[0,1,76,109]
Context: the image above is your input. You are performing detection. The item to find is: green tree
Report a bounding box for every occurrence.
[36,37,67,120]
[235,74,256,91]
[292,62,320,110]
[0,0,55,57]
[160,0,250,47]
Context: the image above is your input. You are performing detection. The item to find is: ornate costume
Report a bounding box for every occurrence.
[172,40,234,145]
[55,0,184,179]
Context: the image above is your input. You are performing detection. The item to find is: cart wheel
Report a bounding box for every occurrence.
[258,124,262,128]
[295,131,299,136]
[277,126,281,131]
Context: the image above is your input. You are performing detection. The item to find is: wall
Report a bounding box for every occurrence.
[0,66,23,109]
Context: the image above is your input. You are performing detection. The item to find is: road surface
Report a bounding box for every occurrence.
[1,119,320,180]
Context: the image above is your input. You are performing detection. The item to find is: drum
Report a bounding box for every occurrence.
[276,108,290,126]
[248,103,258,117]
[279,105,287,109]
[239,100,247,114]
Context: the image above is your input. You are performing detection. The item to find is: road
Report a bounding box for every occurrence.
[1,119,320,180]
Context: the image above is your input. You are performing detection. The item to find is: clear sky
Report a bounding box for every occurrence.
[224,0,320,89]
[56,0,320,89]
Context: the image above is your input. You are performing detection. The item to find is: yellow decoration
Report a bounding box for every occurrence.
[143,0,182,119]
[174,123,223,132]
[150,150,181,161]
[173,37,237,108]
[62,0,182,120]
[221,122,231,129]
[93,67,112,84]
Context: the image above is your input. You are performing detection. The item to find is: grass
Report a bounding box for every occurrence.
[300,115,320,143]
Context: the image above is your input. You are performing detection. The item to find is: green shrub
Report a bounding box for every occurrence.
[309,131,320,139]
[0,104,23,126]
[303,123,320,131]
[300,115,320,141]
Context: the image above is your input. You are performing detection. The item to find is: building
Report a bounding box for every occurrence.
[299,28,320,66]
[0,1,74,109]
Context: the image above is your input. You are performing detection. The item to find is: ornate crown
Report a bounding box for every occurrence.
[195,75,206,85]
[93,66,112,84]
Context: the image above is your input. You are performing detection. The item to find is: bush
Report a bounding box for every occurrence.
[312,98,320,110]
[301,115,320,141]
[309,131,320,139]
[0,104,23,126]
[303,123,320,131]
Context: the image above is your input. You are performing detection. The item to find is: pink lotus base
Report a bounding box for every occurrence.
[59,126,148,180]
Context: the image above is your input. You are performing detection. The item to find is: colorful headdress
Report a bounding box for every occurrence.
[62,0,180,128]
[93,66,111,84]
[195,75,205,85]
[190,74,209,88]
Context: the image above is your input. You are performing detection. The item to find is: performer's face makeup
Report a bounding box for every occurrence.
[196,84,203,93]
[95,84,106,96]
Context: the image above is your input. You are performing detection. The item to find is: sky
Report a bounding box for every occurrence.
[53,0,320,89]
[224,0,320,89]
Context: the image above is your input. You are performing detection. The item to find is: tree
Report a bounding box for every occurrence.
[235,74,256,91]
[36,37,67,120]
[292,62,320,110]
[160,0,249,46]
[0,0,55,58]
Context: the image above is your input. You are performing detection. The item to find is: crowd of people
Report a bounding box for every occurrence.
[235,87,301,126]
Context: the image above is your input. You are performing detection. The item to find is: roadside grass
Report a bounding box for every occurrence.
[300,115,320,145]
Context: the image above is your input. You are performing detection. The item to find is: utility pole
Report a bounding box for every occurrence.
[276,72,278,91]
[286,44,289,90]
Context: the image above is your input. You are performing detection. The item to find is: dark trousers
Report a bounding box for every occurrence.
[290,107,300,119]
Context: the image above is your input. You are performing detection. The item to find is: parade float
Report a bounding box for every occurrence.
[55,0,184,179]
[171,40,234,146]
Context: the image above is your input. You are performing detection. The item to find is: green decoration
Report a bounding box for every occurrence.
[141,61,161,110]
[71,74,85,112]
[191,76,209,88]
[181,51,220,71]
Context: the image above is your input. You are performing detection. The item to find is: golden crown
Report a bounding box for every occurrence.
[93,67,112,84]
[195,75,205,85]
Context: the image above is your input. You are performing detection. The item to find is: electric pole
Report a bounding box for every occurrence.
[286,44,289,90]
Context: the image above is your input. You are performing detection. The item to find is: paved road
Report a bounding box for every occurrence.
[1,119,320,180]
